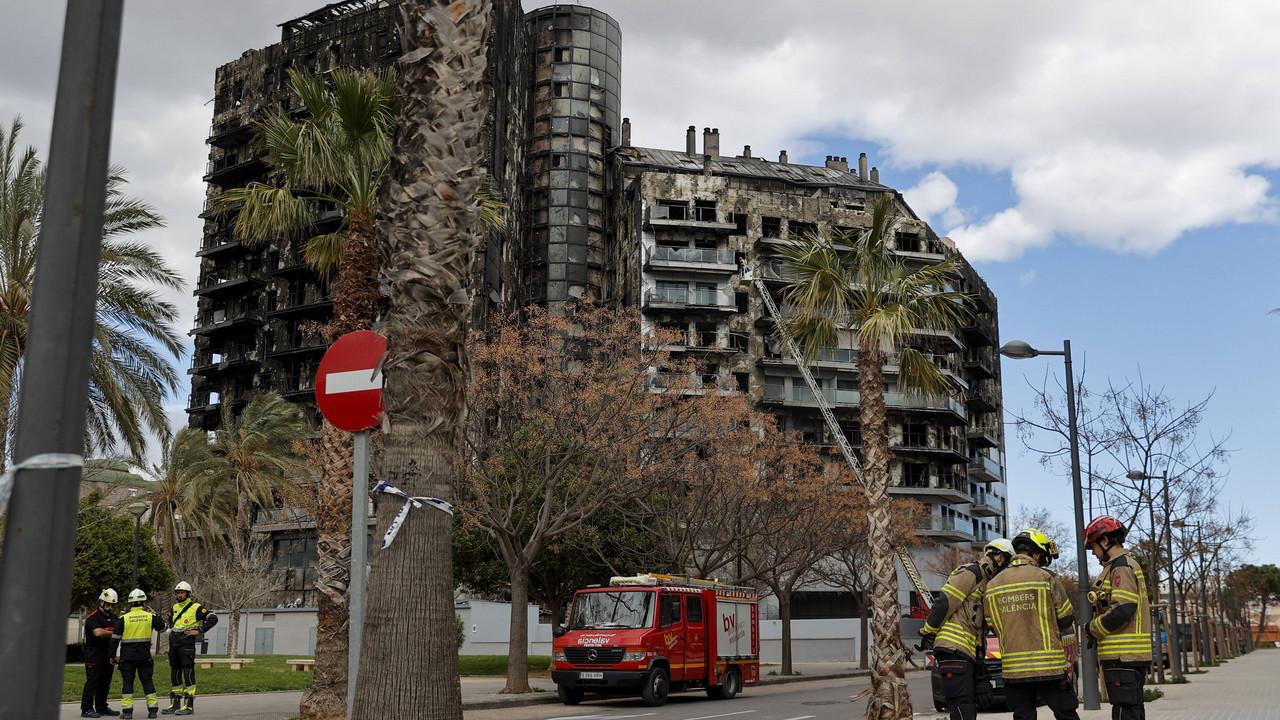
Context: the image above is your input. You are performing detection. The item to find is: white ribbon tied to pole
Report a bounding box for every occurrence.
[0,453,86,514]
[372,480,453,549]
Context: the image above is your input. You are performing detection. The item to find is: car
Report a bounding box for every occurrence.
[930,636,1006,713]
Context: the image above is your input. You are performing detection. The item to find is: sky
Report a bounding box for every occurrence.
[1,1,1277,569]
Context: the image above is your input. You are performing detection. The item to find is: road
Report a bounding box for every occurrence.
[466,673,937,720]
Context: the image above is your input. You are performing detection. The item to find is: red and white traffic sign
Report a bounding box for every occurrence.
[315,330,387,432]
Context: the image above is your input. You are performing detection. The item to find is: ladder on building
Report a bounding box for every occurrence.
[745,267,932,613]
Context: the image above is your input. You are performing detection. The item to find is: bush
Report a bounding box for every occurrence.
[456,613,466,650]
[66,643,85,663]
[1144,687,1164,702]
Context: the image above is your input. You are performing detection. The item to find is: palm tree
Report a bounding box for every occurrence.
[136,427,219,569]
[777,194,969,720]
[351,1,491,718]
[218,69,394,720]
[0,116,183,468]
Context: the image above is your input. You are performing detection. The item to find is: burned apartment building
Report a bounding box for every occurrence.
[191,1,1006,608]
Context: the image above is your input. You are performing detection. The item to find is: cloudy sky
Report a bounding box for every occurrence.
[2,1,1278,567]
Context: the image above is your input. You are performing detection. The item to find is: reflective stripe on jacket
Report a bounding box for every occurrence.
[984,554,1075,682]
[1089,548,1152,664]
[923,555,999,660]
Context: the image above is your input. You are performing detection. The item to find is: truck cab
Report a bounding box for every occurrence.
[551,574,759,707]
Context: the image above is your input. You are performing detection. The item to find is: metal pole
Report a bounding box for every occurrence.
[1162,473,1183,676]
[348,430,370,720]
[1198,526,1210,665]
[132,514,142,591]
[0,2,124,717]
[1062,340,1100,710]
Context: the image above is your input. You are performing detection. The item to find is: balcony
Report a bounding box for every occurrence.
[970,523,1001,549]
[966,423,1000,448]
[642,286,735,313]
[760,383,966,424]
[188,344,261,376]
[645,205,738,233]
[962,313,998,348]
[645,246,737,273]
[969,489,1004,517]
[194,262,267,297]
[892,473,970,504]
[203,148,267,186]
[962,351,996,380]
[267,332,329,359]
[190,302,265,336]
[911,328,963,352]
[647,372,731,395]
[196,234,246,258]
[892,234,949,264]
[278,372,317,398]
[967,453,1003,484]
[964,384,999,414]
[206,114,259,149]
[760,346,857,368]
[891,437,968,465]
[273,250,314,277]
[268,288,332,319]
[917,515,976,543]
[755,259,802,286]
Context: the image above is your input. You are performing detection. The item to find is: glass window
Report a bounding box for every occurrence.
[686,595,703,624]
[568,590,655,630]
[660,594,682,628]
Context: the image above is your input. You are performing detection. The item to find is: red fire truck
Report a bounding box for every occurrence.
[551,573,760,707]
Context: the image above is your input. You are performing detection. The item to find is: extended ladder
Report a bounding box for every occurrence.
[745,268,932,613]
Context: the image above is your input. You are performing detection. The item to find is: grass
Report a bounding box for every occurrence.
[1144,687,1164,702]
[64,654,553,702]
[1167,675,1190,684]
[62,655,312,702]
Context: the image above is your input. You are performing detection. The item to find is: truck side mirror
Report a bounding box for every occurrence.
[553,624,566,638]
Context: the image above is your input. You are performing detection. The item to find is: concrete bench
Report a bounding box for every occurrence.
[197,658,255,670]
[286,659,316,672]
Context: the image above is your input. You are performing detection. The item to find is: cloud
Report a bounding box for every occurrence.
[1019,270,1037,285]
[948,208,1050,262]
[904,171,965,229]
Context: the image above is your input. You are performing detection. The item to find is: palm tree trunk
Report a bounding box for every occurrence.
[857,346,911,720]
[350,1,490,718]
[300,423,354,720]
[505,563,532,693]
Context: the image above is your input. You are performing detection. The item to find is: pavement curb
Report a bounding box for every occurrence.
[462,670,873,710]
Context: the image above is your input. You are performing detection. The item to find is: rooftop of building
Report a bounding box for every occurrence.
[279,0,394,39]
[618,146,888,192]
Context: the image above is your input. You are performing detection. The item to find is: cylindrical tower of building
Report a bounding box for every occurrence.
[524,4,621,305]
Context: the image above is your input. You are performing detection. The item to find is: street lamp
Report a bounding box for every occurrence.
[1000,338,1100,710]
[1127,469,1183,677]
[128,502,148,591]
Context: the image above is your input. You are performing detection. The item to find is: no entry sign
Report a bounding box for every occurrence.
[315,330,387,432]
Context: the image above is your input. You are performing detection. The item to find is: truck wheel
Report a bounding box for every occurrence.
[706,667,741,700]
[641,667,669,707]
[557,685,584,706]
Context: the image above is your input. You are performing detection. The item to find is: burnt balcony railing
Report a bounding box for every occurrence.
[195,262,267,294]
[646,246,735,269]
[643,286,735,311]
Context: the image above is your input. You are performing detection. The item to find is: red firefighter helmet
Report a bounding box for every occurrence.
[1084,515,1126,546]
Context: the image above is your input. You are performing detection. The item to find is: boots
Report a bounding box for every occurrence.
[160,694,180,715]
[147,709,158,719]
[174,694,193,716]
[120,710,132,720]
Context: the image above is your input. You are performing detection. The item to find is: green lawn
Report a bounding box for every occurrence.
[63,655,312,702]
[65,655,551,701]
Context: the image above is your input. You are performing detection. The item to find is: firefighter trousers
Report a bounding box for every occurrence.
[1005,677,1080,720]
[81,653,114,712]
[120,659,159,709]
[934,648,978,720]
[1100,661,1146,720]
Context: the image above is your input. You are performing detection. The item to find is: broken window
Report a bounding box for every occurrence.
[696,323,718,347]
[902,423,928,448]
[728,212,748,234]
[553,82,568,97]
[656,199,687,220]
[693,199,716,222]
[728,332,748,353]
[840,420,861,447]
[551,153,566,168]
[902,463,928,488]
[700,367,719,388]
[761,216,782,238]
[554,48,569,62]
[732,372,749,392]
[790,221,818,239]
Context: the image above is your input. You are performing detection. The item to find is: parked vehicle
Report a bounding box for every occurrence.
[551,573,760,707]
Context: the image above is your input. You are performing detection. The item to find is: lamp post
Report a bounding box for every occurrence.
[1127,469,1182,677]
[128,502,148,591]
[999,339,1099,710]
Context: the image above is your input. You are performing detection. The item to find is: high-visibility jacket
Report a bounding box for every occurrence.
[1087,547,1152,664]
[984,554,1076,682]
[169,598,216,648]
[110,606,167,662]
[922,555,1000,660]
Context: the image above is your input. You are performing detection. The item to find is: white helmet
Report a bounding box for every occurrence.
[128,588,147,604]
[174,581,192,593]
[99,589,119,603]
[984,538,1015,558]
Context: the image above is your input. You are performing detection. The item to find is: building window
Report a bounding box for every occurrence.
[656,199,687,220]
[902,463,927,488]
[792,590,859,619]
[902,423,928,448]
[790,221,818,239]
[761,216,782,238]
[693,199,716,222]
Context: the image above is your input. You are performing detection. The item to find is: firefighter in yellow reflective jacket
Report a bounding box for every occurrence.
[920,538,1014,720]
[1084,515,1151,720]
[984,529,1080,720]
[109,590,167,720]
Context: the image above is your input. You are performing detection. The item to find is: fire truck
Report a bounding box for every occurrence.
[551,573,760,707]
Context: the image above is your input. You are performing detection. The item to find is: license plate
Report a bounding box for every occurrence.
[579,671,604,680]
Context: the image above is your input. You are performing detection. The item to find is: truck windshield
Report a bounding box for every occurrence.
[568,590,654,630]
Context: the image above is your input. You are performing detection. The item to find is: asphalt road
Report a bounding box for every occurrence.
[465,673,938,720]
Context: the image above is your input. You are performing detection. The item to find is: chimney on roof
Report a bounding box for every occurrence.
[703,154,713,177]
[622,118,631,147]
[743,145,751,159]
[703,127,720,158]
[686,125,697,156]
[825,156,849,172]
[859,153,868,180]
[870,166,879,183]
[779,150,788,164]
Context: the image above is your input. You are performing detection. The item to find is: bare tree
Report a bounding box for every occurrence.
[183,535,283,658]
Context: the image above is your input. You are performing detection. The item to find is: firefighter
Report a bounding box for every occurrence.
[81,589,121,718]
[919,538,1015,720]
[1083,515,1151,720]
[984,529,1080,720]
[110,589,167,719]
[163,581,217,716]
